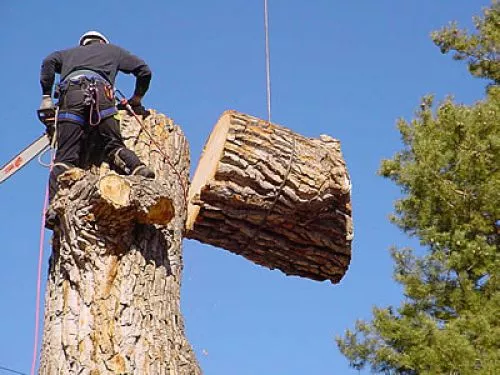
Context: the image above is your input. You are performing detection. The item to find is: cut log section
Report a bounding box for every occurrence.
[98,173,175,225]
[186,110,353,283]
[53,169,175,230]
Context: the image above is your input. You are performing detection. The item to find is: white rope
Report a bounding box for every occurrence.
[264,0,272,123]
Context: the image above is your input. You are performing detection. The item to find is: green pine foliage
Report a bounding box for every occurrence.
[336,3,499,374]
[431,1,500,85]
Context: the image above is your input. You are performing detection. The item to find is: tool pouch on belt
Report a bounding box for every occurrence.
[103,84,114,101]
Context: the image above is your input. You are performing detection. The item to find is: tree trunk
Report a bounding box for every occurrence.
[187,110,353,283]
[39,111,201,375]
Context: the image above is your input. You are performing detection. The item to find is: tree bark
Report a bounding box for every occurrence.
[187,110,353,283]
[39,111,201,374]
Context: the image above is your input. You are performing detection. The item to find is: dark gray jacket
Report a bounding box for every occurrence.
[40,42,152,97]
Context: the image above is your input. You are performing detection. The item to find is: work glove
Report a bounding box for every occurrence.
[117,97,151,118]
[130,103,151,118]
[38,95,56,130]
[39,95,54,110]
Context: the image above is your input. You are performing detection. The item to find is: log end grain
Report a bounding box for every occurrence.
[187,110,233,230]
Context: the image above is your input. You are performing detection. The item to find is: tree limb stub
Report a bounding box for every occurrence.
[54,169,174,229]
[187,110,353,283]
[98,173,175,225]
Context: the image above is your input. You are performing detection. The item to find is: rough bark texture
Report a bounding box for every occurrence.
[39,110,201,374]
[187,110,353,283]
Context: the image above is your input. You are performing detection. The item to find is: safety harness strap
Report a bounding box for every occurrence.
[58,107,117,125]
[99,106,118,119]
[57,112,85,125]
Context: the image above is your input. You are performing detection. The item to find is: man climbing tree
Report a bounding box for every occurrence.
[337,2,499,374]
[39,30,155,229]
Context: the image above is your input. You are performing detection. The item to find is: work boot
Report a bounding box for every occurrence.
[133,165,155,179]
[45,207,59,230]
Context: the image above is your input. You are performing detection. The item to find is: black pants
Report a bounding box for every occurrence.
[49,83,142,201]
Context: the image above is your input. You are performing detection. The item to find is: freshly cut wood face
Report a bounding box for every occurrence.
[187,112,231,229]
[99,174,132,207]
[187,110,353,283]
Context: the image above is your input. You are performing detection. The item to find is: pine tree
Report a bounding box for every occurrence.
[336,2,500,374]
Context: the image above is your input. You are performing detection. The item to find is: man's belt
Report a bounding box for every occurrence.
[56,70,112,98]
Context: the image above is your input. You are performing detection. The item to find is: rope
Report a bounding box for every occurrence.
[261,135,295,223]
[30,179,49,375]
[241,134,296,252]
[37,148,52,168]
[239,0,289,251]
[264,0,272,123]
[87,81,101,126]
[117,96,189,207]
[31,108,57,375]
[0,365,28,375]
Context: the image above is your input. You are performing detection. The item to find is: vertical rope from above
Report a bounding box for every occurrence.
[264,0,272,123]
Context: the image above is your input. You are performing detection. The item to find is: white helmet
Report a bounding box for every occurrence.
[79,31,110,46]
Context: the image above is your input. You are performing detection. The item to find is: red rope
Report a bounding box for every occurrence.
[123,101,189,205]
[31,180,49,375]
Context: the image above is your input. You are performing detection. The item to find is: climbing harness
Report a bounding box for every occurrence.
[56,71,116,126]
[56,106,116,126]
[83,78,102,125]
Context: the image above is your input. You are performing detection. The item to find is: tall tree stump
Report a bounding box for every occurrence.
[39,111,201,374]
[187,110,353,283]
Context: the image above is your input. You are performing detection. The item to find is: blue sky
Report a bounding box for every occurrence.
[0,1,490,374]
